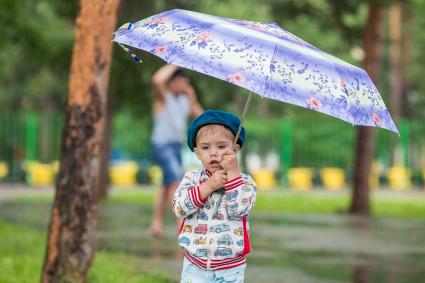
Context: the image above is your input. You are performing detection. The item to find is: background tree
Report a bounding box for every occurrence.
[41,0,120,282]
[350,2,385,215]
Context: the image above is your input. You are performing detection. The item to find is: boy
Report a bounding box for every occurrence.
[173,110,257,283]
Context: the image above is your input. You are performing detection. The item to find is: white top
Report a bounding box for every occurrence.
[151,92,190,144]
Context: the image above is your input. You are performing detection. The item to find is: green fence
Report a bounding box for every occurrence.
[0,111,424,185]
[0,112,62,181]
[245,115,425,186]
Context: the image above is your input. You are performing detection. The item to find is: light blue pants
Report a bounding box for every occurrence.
[180,258,246,283]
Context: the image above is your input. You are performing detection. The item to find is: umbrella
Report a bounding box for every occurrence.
[113,9,399,138]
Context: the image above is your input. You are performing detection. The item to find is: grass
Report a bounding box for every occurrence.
[0,222,173,283]
[106,188,425,219]
[9,187,425,219]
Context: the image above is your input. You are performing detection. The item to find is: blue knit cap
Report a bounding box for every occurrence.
[187,110,245,151]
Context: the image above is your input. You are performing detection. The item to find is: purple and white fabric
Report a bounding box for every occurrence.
[113,9,398,134]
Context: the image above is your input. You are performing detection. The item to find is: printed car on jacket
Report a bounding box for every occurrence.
[234,227,243,236]
[214,247,233,257]
[194,224,208,234]
[184,197,195,210]
[178,236,191,246]
[182,225,193,233]
[177,205,186,216]
[210,223,230,233]
[194,248,208,258]
[227,203,239,215]
[224,190,238,202]
[193,237,207,245]
[212,212,223,220]
[217,234,233,245]
[197,211,208,221]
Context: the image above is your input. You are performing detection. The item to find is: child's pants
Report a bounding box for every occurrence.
[180,257,246,283]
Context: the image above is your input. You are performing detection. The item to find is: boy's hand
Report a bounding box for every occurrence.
[206,170,228,191]
[200,170,227,200]
[220,150,240,179]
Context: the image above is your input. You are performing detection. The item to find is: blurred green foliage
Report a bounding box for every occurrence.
[0,1,74,110]
[0,0,424,171]
[408,0,425,121]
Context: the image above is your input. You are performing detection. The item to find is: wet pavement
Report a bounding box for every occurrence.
[0,188,424,283]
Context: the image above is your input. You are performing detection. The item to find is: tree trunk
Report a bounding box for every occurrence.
[41,0,120,282]
[350,3,384,215]
[388,0,403,166]
[97,95,113,200]
[400,3,411,117]
[353,265,372,283]
[389,0,402,120]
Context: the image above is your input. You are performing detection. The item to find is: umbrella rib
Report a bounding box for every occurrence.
[233,91,253,150]
[262,41,278,97]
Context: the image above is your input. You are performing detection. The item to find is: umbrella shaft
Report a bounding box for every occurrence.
[234,91,253,149]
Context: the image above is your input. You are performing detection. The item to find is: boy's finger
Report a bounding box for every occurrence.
[216,170,227,175]
[220,151,233,160]
[223,150,235,156]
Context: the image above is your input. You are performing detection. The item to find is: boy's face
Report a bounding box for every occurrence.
[194,125,240,173]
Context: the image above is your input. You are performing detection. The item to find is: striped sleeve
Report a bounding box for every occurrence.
[172,171,206,218]
[223,176,245,192]
[188,186,206,208]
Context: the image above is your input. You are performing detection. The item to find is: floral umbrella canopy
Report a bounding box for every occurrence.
[113,9,398,134]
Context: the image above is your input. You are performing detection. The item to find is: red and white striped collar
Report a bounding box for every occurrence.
[204,168,213,178]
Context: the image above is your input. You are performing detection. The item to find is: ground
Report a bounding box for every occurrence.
[0,185,424,283]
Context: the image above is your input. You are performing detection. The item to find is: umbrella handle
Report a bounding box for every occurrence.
[233,91,253,150]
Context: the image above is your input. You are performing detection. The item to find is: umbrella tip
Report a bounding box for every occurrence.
[119,22,135,31]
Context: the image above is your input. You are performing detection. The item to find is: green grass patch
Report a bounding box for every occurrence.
[254,190,351,214]
[107,189,425,219]
[6,187,425,219]
[371,193,425,219]
[0,221,173,283]
[108,188,155,204]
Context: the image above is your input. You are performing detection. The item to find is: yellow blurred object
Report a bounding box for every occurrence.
[110,161,139,187]
[0,162,9,181]
[288,168,312,191]
[387,166,412,190]
[25,161,55,187]
[52,161,60,174]
[320,167,345,191]
[369,161,381,190]
[252,168,276,190]
[148,165,163,186]
[369,173,379,190]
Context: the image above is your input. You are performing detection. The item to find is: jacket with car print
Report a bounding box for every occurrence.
[173,168,256,271]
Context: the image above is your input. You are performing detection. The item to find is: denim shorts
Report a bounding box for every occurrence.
[180,257,246,283]
[151,142,183,186]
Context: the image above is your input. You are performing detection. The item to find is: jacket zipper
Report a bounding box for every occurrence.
[199,170,212,270]
[205,192,214,270]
